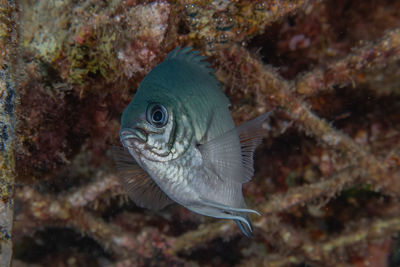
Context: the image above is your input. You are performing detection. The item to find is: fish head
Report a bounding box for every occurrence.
[119,46,231,164]
[120,88,193,163]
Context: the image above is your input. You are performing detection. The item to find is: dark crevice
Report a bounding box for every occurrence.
[13,228,110,265]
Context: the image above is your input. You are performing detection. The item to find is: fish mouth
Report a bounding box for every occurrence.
[119,127,148,147]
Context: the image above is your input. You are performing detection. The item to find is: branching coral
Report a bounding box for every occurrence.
[3,0,400,266]
[215,42,400,197]
[295,28,400,96]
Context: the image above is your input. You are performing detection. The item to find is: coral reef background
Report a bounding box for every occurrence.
[0,0,399,266]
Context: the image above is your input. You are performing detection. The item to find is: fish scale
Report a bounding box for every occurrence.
[144,146,201,201]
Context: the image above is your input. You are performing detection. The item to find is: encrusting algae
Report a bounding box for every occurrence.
[0,1,17,266]
[1,0,399,266]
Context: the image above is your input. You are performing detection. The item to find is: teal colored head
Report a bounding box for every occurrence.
[120,47,231,162]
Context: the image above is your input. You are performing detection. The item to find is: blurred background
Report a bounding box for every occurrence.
[0,0,399,266]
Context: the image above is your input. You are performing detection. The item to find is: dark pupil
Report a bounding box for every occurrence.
[152,110,163,122]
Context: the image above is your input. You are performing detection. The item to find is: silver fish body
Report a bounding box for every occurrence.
[114,47,271,236]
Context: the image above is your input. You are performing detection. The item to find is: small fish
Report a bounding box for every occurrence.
[114,47,272,237]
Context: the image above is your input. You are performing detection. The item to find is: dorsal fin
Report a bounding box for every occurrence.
[164,46,214,73]
[112,147,173,211]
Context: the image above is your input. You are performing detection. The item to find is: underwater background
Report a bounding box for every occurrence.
[0,0,400,266]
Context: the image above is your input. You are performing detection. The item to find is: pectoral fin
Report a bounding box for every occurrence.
[236,111,273,181]
[112,147,173,211]
[199,111,273,183]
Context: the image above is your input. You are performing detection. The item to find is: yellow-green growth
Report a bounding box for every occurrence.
[68,28,117,84]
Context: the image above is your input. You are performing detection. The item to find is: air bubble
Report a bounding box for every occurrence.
[207,42,215,50]
[215,13,234,31]
[255,2,266,11]
[217,33,230,43]
[187,16,199,27]
[206,36,215,43]
[212,0,230,11]
[185,4,198,17]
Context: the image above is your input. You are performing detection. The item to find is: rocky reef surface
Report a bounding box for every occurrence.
[0,0,399,266]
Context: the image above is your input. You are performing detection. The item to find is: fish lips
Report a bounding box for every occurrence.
[119,127,148,148]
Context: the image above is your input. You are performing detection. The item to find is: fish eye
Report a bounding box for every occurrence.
[146,104,168,127]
